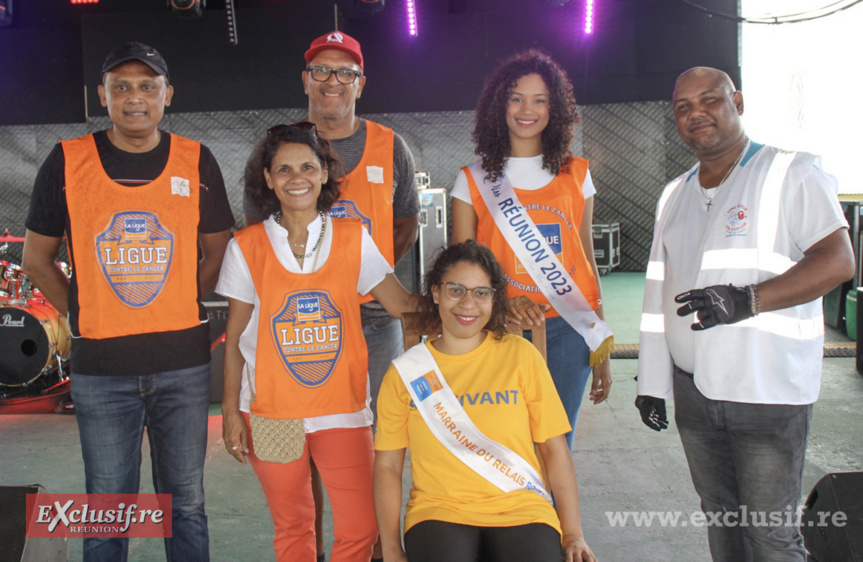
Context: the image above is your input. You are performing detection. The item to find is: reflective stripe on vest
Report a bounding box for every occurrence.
[640,150,810,341]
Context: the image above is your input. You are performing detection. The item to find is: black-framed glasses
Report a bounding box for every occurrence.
[266,121,318,138]
[306,65,363,85]
[442,282,495,303]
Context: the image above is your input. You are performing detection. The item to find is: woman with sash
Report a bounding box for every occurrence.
[451,50,612,448]
[374,240,596,562]
[217,122,416,562]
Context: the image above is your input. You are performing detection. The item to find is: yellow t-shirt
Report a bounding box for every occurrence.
[375,333,571,533]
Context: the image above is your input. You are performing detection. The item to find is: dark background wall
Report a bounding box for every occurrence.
[0,0,739,273]
[1,0,740,125]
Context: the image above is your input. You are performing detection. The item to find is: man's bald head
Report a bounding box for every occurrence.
[673,67,736,104]
[671,66,745,157]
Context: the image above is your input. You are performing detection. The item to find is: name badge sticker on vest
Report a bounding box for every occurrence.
[328,201,372,234]
[96,211,174,308]
[271,290,344,388]
[366,165,384,184]
[171,176,190,197]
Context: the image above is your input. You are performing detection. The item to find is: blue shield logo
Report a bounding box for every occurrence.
[271,290,343,388]
[96,211,174,308]
[328,200,372,234]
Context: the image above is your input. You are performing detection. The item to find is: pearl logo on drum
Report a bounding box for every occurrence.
[0,313,25,327]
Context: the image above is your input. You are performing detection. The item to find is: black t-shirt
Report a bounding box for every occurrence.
[25,130,235,376]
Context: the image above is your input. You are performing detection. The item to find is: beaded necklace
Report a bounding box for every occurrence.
[275,211,327,260]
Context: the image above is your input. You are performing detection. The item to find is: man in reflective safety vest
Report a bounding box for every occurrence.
[635,67,854,560]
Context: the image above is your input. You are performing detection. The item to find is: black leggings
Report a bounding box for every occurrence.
[404,520,562,562]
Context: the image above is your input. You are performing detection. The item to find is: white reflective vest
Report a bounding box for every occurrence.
[637,144,841,405]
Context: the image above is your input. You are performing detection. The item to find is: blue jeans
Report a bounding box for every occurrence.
[71,364,211,562]
[673,369,810,561]
[363,316,404,424]
[530,316,591,449]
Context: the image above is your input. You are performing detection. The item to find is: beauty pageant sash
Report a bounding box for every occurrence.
[393,343,552,503]
[467,161,613,366]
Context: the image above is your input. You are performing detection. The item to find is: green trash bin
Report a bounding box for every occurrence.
[846,289,857,341]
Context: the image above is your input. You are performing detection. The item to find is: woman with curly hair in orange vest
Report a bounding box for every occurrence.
[217,122,416,562]
[451,50,613,449]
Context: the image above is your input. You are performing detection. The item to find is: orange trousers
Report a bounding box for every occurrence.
[243,414,378,562]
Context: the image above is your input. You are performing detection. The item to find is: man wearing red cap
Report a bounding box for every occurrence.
[22,42,234,562]
[282,29,420,562]
[301,30,419,423]
[242,31,419,560]
[242,31,418,561]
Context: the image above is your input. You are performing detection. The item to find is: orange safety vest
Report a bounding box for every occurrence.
[235,219,368,419]
[465,158,600,317]
[328,121,394,304]
[63,134,202,339]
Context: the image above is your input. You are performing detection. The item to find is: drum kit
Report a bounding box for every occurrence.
[0,230,73,412]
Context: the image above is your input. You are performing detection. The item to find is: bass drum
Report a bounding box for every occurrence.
[0,300,71,387]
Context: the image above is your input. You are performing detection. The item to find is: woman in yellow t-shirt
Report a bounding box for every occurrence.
[374,240,596,562]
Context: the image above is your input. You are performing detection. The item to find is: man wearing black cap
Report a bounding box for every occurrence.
[22,42,234,561]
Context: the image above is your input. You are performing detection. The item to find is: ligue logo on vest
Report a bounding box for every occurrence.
[96,211,174,307]
[329,201,372,235]
[271,290,344,388]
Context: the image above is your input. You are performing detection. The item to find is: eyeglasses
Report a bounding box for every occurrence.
[306,65,363,85]
[266,121,318,138]
[442,282,495,303]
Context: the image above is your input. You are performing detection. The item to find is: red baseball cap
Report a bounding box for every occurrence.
[304,31,364,71]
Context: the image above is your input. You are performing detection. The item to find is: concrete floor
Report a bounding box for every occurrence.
[1,272,862,561]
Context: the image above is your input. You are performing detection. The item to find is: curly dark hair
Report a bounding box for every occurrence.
[244,122,344,218]
[473,49,579,181]
[415,240,509,340]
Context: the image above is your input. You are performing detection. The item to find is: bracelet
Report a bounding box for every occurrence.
[747,284,761,316]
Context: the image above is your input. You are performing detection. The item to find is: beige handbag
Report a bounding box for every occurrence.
[246,364,305,464]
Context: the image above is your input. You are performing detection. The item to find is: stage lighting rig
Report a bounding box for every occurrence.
[0,0,12,28]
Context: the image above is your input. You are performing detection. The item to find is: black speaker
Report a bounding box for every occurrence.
[802,472,863,561]
[0,486,66,561]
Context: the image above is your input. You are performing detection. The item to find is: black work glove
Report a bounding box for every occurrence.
[635,396,668,431]
[675,284,752,331]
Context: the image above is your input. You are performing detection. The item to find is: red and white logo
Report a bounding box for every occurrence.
[326,32,344,44]
[26,494,172,538]
[725,204,749,237]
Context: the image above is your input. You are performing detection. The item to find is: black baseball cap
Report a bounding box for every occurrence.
[101,42,169,81]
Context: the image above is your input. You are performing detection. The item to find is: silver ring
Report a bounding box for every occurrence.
[232,445,240,450]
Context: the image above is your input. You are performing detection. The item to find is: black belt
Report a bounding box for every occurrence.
[673,364,694,379]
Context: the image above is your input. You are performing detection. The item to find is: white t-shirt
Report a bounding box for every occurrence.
[215,214,393,432]
[450,155,596,202]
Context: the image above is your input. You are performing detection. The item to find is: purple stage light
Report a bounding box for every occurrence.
[407,0,418,37]
[584,0,594,35]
